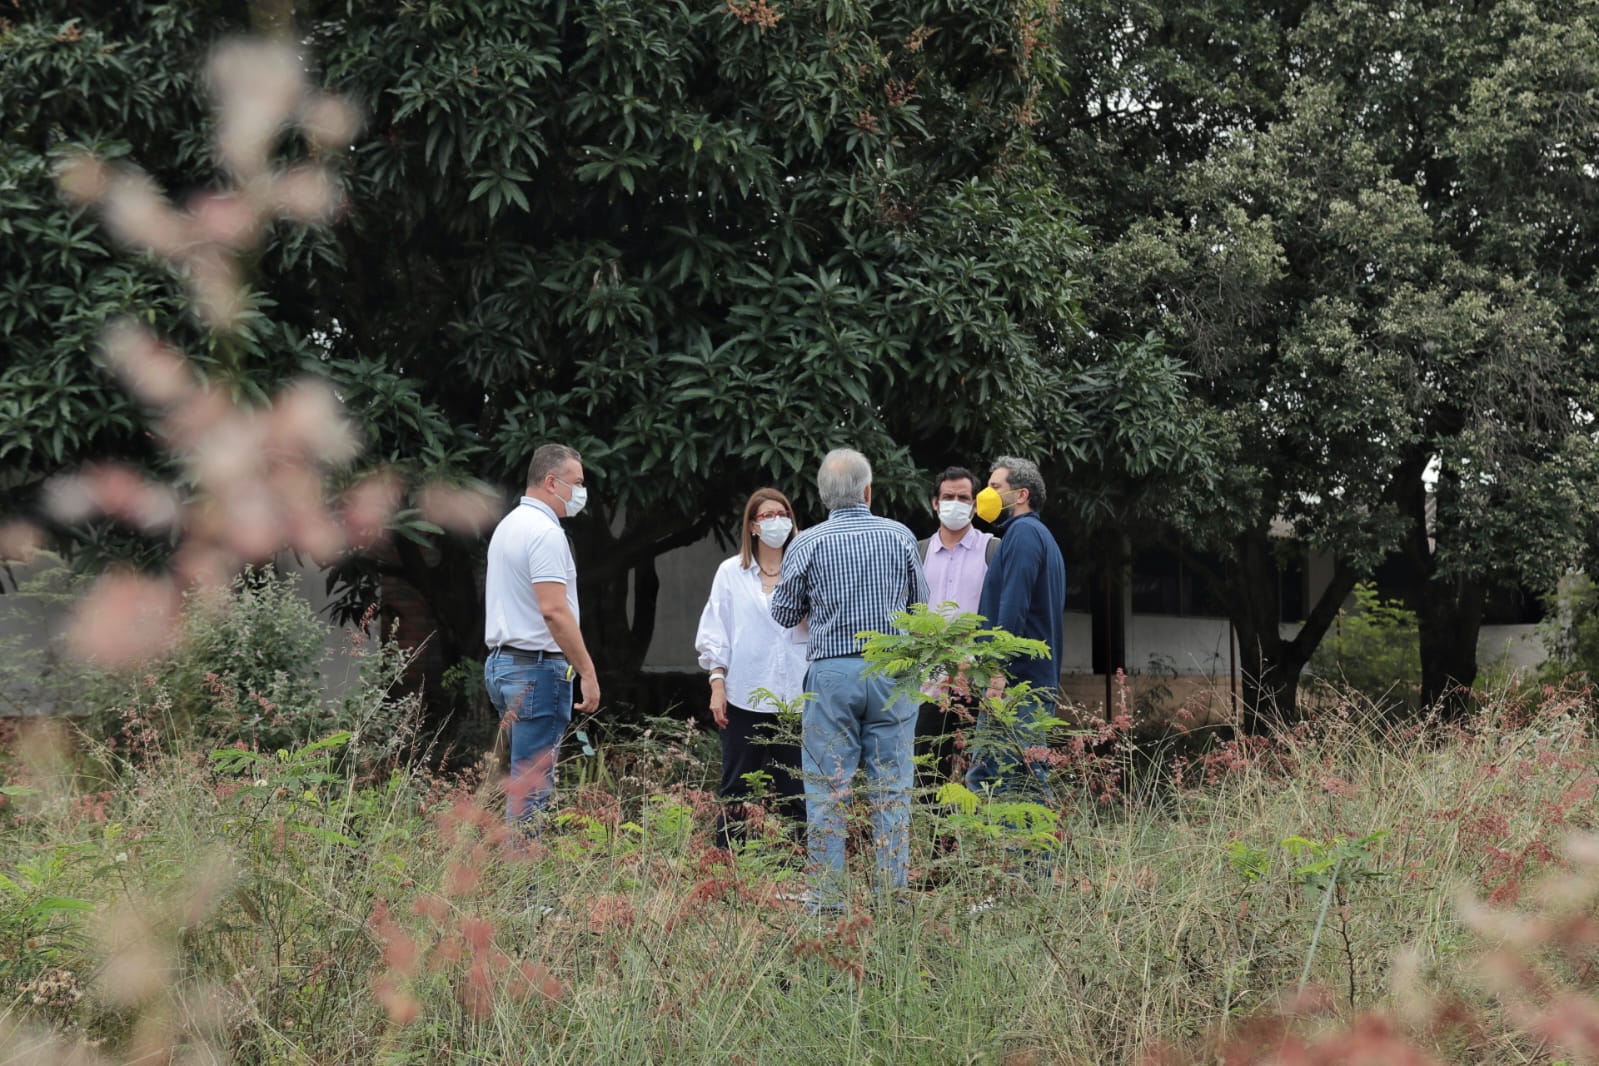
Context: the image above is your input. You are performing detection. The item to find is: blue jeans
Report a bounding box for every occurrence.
[965,686,1056,800]
[484,650,573,826]
[801,657,917,905]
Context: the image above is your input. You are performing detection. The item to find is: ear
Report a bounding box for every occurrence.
[863,484,873,506]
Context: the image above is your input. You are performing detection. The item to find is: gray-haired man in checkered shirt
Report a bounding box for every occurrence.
[770,448,929,909]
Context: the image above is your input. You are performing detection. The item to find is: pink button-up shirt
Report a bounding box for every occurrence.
[922,524,994,618]
[921,524,995,699]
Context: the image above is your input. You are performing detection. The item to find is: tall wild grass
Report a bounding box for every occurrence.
[5,636,1599,1064]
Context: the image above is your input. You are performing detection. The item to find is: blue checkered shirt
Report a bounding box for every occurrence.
[770,504,930,661]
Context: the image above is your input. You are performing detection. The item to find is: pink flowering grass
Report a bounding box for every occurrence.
[3,680,1599,1063]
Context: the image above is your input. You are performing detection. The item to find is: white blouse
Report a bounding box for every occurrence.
[694,555,810,714]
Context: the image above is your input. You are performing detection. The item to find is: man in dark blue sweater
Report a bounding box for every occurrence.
[968,456,1066,794]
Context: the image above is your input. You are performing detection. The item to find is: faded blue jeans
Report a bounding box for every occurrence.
[801,656,917,907]
[484,649,573,826]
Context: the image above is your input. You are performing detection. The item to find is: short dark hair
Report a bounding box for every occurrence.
[930,466,978,501]
[526,443,581,487]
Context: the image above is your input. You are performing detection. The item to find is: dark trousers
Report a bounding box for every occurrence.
[914,696,972,799]
[716,704,804,848]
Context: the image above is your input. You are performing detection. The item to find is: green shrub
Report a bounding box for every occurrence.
[1537,573,1599,685]
[1307,582,1422,710]
[163,569,327,749]
[1,561,419,770]
[149,569,422,766]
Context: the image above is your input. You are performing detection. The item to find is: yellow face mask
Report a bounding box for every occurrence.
[974,486,1005,523]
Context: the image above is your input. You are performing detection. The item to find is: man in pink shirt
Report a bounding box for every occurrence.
[915,466,999,800]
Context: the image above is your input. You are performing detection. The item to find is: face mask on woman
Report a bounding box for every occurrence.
[756,516,792,548]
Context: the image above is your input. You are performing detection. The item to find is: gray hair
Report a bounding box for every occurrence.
[817,448,872,510]
[526,443,582,487]
[993,455,1046,510]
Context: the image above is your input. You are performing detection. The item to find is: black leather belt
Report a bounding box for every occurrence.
[490,647,566,662]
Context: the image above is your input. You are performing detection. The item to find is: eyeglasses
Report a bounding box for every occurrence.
[755,510,790,521]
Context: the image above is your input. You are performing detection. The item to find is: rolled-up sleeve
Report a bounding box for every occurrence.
[694,564,732,672]
[770,549,807,629]
[906,542,929,611]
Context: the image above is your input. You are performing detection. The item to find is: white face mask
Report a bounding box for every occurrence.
[556,478,587,518]
[937,500,974,531]
[756,516,792,548]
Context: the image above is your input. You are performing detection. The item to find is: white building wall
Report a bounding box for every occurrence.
[1127,614,1234,677]
[1480,624,1543,673]
[640,537,1554,678]
[1061,611,1094,672]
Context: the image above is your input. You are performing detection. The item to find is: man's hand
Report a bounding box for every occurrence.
[985,673,1008,702]
[576,671,601,714]
[710,684,729,729]
[500,709,517,732]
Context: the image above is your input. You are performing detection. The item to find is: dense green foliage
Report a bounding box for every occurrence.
[5,0,1599,728]
[1052,0,1599,723]
[1308,583,1423,712]
[1,1,1214,702]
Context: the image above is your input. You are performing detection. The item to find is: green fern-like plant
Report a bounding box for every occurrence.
[857,605,1049,706]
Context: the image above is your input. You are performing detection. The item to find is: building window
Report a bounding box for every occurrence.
[1128,549,1228,618]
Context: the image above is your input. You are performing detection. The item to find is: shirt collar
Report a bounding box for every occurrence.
[930,524,981,554]
[520,496,559,522]
[828,503,872,519]
[996,511,1038,530]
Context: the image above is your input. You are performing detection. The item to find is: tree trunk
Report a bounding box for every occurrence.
[1218,528,1361,734]
[1226,530,1299,732]
[1415,575,1485,718]
[572,509,711,713]
[1397,459,1485,720]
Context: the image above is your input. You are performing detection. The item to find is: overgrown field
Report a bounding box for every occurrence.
[0,567,1593,1065]
[7,655,1599,1063]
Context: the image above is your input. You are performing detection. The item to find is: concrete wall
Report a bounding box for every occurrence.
[1480,624,1544,673]
[1061,612,1093,672]
[644,535,733,672]
[639,535,1552,692]
[1127,614,1234,676]
[0,553,371,716]
[0,557,77,717]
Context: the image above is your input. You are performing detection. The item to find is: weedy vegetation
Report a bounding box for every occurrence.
[7,24,1599,1066]
[6,588,1599,1064]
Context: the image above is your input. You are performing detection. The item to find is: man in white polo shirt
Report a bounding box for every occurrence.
[484,443,601,825]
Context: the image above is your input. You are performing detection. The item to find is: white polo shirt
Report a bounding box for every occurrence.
[484,497,579,653]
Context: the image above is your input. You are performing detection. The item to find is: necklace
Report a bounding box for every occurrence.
[758,565,780,578]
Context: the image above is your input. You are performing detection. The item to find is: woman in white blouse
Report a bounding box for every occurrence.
[694,487,809,849]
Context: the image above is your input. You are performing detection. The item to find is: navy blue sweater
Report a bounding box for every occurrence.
[976,512,1066,691]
